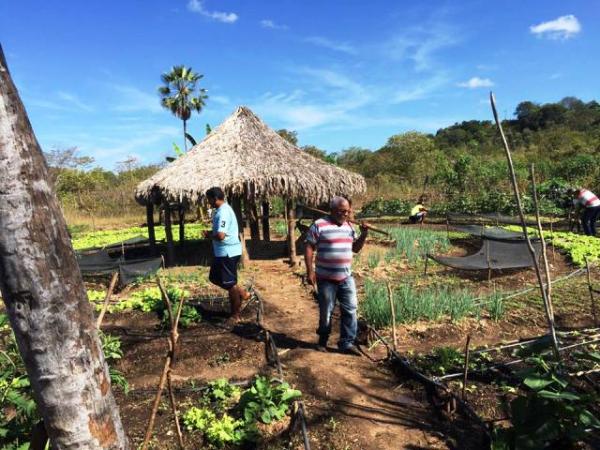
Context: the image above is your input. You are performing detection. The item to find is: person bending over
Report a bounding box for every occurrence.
[409,196,428,224]
[203,187,250,323]
[304,196,369,356]
[573,188,600,236]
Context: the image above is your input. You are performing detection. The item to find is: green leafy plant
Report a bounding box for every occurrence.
[492,354,600,449]
[201,378,241,412]
[0,314,39,448]
[238,376,301,424]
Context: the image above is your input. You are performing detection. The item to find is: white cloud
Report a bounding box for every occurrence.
[393,74,449,102]
[108,84,163,113]
[549,72,563,80]
[382,23,460,71]
[187,0,238,24]
[260,19,288,30]
[458,77,494,89]
[304,36,357,55]
[210,95,231,105]
[57,91,94,112]
[530,15,581,40]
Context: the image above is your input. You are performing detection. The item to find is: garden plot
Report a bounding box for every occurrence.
[354,225,600,448]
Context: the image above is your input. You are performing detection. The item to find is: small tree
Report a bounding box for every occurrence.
[158,65,208,151]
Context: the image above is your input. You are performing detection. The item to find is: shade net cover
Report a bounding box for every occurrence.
[450,224,528,241]
[429,239,542,271]
[76,250,162,285]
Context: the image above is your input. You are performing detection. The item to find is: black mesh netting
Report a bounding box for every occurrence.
[429,239,542,270]
[76,250,162,286]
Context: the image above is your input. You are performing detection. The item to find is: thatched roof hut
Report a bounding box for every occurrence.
[135,106,366,206]
[136,106,367,265]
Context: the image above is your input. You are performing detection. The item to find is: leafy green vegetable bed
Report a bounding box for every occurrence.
[70,223,209,250]
[505,226,600,266]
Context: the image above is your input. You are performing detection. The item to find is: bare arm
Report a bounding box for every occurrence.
[305,243,316,285]
[352,224,369,253]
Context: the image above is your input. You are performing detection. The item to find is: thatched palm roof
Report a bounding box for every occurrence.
[135,106,366,206]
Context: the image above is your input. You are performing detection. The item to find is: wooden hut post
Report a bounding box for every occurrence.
[164,203,175,266]
[262,201,271,242]
[178,204,185,246]
[247,198,261,241]
[286,198,298,266]
[231,196,250,266]
[146,203,156,253]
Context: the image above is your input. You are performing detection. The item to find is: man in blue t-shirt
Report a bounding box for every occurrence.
[203,187,249,322]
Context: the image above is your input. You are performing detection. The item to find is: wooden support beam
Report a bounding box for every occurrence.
[262,201,271,242]
[247,198,260,241]
[164,204,175,266]
[146,203,156,253]
[178,204,185,247]
[286,198,298,266]
[231,196,249,266]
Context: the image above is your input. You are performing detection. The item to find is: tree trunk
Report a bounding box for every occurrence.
[261,201,270,242]
[183,119,187,152]
[0,45,129,449]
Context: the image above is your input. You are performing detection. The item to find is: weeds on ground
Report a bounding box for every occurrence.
[0,315,129,447]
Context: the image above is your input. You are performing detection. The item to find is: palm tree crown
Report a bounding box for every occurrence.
[158,65,208,151]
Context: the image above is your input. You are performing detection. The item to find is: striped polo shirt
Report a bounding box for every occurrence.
[576,189,600,208]
[306,216,356,282]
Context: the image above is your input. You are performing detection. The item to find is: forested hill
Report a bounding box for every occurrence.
[48,97,600,220]
[326,96,600,215]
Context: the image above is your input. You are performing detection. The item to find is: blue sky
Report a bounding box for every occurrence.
[1,1,598,169]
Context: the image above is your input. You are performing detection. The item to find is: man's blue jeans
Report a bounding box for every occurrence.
[316,276,357,350]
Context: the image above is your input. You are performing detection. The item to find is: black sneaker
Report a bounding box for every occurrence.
[340,345,362,357]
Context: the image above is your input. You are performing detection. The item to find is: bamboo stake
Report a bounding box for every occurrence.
[585,256,598,326]
[141,278,186,449]
[549,221,556,264]
[300,204,391,236]
[462,335,471,400]
[96,272,119,329]
[386,282,397,350]
[530,165,553,303]
[490,92,560,360]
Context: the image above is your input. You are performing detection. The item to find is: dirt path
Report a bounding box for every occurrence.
[249,258,451,450]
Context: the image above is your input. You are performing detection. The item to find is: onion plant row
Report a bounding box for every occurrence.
[385,227,451,265]
[360,278,504,327]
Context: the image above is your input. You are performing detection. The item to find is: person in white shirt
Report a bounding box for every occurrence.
[573,188,600,236]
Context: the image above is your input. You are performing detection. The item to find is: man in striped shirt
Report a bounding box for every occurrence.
[574,188,600,236]
[304,196,369,355]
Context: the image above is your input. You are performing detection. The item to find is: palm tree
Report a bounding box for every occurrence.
[158,65,208,151]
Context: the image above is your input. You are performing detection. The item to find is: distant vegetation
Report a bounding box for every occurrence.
[46,96,600,224]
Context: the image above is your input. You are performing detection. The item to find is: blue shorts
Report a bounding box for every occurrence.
[209,255,240,289]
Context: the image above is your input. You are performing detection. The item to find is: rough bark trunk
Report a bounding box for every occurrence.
[0,45,129,449]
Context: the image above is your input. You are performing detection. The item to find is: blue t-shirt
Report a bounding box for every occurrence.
[211,203,242,257]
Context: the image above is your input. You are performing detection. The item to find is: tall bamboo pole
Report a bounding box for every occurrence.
[490,92,560,360]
